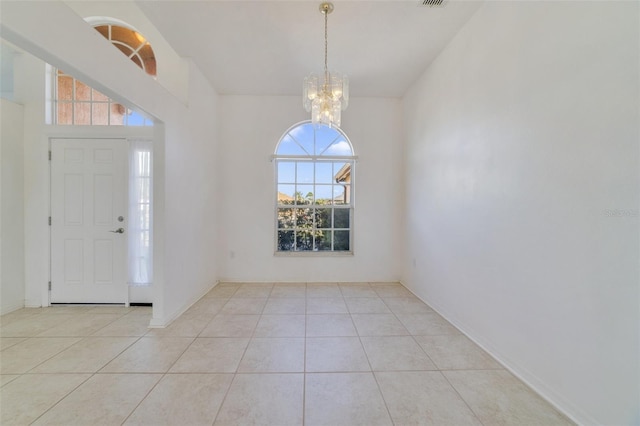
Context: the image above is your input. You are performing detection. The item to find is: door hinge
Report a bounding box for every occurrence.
[48,216,51,226]
[48,281,52,291]
[49,150,52,161]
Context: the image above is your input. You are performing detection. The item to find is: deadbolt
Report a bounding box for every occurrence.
[117,216,124,222]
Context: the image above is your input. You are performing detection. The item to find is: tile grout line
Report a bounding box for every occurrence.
[27,371,95,425]
[302,283,308,426]
[379,283,488,426]
[2,284,569,425]
[209,283,241,426]
[439,369,488,426]
[8,309,149,424]
[352,282,396,425]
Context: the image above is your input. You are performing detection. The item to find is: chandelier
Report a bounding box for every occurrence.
[303,2,349,127]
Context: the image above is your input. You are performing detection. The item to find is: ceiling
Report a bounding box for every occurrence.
[135,1,482,98]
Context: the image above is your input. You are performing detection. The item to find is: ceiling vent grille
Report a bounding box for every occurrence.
[420,0,447,7]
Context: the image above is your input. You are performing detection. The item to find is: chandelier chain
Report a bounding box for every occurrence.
[324,8,329,83]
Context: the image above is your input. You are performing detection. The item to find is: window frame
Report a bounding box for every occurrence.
[51,70,154,126]
[273,121,357,256]
[50,18,155,127]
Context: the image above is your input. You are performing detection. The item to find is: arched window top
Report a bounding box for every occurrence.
[275,121,354,158]
[84,17,156,77]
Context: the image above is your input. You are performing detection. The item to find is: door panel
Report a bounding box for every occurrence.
[51,138,128,303]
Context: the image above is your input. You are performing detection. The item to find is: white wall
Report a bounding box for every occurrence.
[0,98,25,314]
[402,2,639,425]
[159,63,221,323]
[218,95,403,283]
[0,1,222,326]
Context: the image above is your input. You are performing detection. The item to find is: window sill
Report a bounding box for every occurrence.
[274,251,354,257]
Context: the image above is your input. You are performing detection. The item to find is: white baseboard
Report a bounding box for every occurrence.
[0,302,26,316]
[398,280,591,426]
[148,280,218,328]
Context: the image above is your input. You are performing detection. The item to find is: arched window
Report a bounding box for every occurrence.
[274,121,356,253]
[92,22,156,77]
[53,19,154,126]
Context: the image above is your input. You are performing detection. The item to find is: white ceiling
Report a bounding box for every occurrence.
[136,1,482,98]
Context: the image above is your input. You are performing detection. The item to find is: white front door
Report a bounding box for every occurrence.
[50,138,128,303]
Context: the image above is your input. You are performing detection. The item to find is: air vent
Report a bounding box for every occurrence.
[420,0,446,7]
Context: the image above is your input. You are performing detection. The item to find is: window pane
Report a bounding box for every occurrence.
[277,134,308,156]
[333,185,347,204]
[127,110,152,126]
[94,25,109,38]
[57,102,73,124]
[92,103,109,125]
[110,103,126,125]
[137,204,150,229]
[315,185,333,204]
[138,178,151,203]
[278,184,295,205]
[278,162,296,184]
[295,208,313,228]
[296,185,314,205]
[296,162,313,184]
[325,138,352,156]
[289,123,314,155]
[334,230,350,251]
[295,231,314,251]
[57,76,73,101]
[92,89,109,102]
[315,208,332,229]
[139,152,151,176]
[74,102,91,125]
[334,162,349,182]
[315,230,332,251]
[141,230,150,249]
[334,208,350,229]
[110,25,138,48]
[129,54,143,70]
[277,208,295,229]
[138,44,157,76]
[315,125,338,155]
[315,162,334,184]
[142,204,151,228]
[278,230,295,251]
[75,80,91,101]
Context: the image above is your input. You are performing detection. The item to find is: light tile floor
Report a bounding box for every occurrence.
[0,282,574,425]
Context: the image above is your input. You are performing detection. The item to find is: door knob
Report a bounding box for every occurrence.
[109,228,125,234]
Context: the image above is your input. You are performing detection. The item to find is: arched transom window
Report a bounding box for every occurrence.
[274,121,355,253]
[93,23,156,76]
[53,19,154,126]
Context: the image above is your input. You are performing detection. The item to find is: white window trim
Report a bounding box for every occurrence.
[273,121,357,255]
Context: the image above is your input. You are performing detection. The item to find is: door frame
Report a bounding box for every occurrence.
[45,126,155,307]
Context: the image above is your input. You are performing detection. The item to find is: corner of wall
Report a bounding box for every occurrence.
[0,97,26,314]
